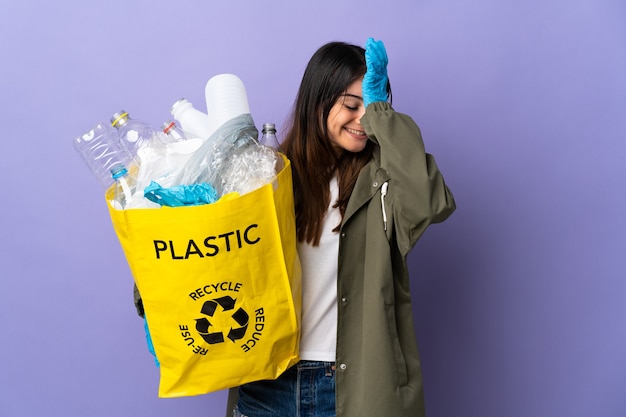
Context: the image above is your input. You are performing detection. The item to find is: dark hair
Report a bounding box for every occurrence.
[281,41,382,245]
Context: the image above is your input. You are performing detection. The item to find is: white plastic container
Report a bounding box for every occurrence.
[170,98,213,141]
[205,74,251,133]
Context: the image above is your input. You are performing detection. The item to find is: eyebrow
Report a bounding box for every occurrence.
[341,93,363,101]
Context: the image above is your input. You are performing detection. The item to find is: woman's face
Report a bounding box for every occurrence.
[326,78,367,154]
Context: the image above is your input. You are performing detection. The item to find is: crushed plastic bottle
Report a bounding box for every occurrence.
[219,142,279,196]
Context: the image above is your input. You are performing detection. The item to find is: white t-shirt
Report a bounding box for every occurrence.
[297,177,340,362]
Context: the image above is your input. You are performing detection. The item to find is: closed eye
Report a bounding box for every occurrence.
[340,93,363,112]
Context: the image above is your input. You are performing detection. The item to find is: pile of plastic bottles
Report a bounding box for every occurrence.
[73,74,281,209]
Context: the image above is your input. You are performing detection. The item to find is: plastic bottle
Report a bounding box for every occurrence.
[161,120,186,142]
[170,98,213,141]
[159,120,203,187]
[110,164,137,210]
[74,122,134,190]
[110,110,163,160]
[259,123,280,149]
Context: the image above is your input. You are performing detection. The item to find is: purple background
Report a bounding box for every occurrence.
[1,1,624,416]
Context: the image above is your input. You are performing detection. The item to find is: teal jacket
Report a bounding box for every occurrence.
[227,102,455,416]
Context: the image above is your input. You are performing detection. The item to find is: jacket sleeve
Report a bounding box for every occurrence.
[360,102,456,255]
[133,283,145,318]
[225,388,239,417]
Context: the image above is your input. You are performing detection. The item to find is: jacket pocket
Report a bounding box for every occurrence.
[384,303,409,387]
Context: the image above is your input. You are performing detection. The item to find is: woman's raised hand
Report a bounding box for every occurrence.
[363,37,389,108]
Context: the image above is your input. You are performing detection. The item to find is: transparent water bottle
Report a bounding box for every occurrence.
[110,164,136,210]
[170,98,213,141]
[260,123,280,149]
[110,110,163,160]
[73,122,134,190]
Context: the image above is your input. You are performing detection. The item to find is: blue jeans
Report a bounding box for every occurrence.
[234,361,336,417]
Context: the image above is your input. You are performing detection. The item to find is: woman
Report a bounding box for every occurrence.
[229,38,455,417]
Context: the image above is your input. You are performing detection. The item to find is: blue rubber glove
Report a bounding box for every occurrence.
[144,317,160,367]
[363,38,389,108]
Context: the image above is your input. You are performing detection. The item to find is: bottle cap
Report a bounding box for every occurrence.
[111,111,129,127]
[170,98,190,116]
[162,120,176,134]
[110,164,128,179]
[262,123,276,133]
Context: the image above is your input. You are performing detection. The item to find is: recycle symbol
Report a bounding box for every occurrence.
[195,296,249,345]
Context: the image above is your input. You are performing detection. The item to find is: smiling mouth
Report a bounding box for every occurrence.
[345,127,366,137]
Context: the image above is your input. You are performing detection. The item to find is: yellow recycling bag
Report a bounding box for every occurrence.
[107,155,301,398]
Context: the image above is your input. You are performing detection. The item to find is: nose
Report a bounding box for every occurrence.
[356,105,366,124]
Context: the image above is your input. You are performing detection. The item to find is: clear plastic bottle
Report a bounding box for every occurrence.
[260,123,280,149]
[110,110,163,160]
[110,164,136,210]
[161,120,186,142]
[170,98,213,141]
[73,122,134,190]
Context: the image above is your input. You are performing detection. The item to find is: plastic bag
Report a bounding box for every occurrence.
[106,155,301,398]
[171,113,258,193]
